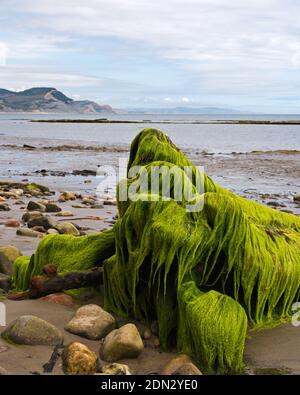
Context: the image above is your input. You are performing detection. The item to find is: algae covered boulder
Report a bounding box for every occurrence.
[11,128,300,373]
[100,324,144,362]
[2,315,63,346]
[65,304,116,340]
[62,342,98,375]
[0,245,22,276]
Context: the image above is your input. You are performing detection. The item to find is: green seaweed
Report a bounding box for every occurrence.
[12,128,300,373]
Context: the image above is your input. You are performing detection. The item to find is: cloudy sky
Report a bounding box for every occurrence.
[1,0,300,112]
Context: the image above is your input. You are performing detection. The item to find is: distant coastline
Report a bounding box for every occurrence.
[29,118,300,125]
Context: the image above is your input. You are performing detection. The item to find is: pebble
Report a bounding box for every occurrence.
[100,324,144,362]
[1,315,64,346]
[27,201,46,212]
[161,354,202,375]
[55,210,74,217]
[65,304,116,340]
[40,293,74,307]
[62,342,98,375]
[16,228,42,238]
[5,219,20,228]
[100,363,131,375]
[45,203,62,213]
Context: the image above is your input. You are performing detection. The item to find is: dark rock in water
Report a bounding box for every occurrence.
[293,194,300,203]
[23,144,36,149]
[73,169,97,176]
[0,245,22,275]
[27,201,46,212]
[0,274,12,292]
[22,211,43,223]
[1,315,64,346]
[267,201,285,208]
[0,203,10,211]
[45,203,62,213]
[62,342,98,375]
[27,215,58,230]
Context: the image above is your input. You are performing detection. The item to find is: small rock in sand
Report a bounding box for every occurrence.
[0,203,10,211]
[27,201,46,212]
[103,200,117,206]
[0,196,6,202]
[0,366,8,375]
[161,354,202,375]
[1,315,64,346]
[100,323,144,362]
[82,197,96,205]
[100,363,131,375]
[16,228,42,238]
[65,304,116,340]
[55,210,74,217]
[0,273,12,292]
[0,245,22,275]
[62,342,98,375]
[4,218,20,228]
[45,203,62,213]
[56,222,80,236]
[59,191,76,202]
[72,204,86,209]
[40,293,74,307]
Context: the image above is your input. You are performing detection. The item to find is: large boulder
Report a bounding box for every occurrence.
[100,323,144,362]
[62,342,98,375]
[0,245,22,275]
[161,354,202,375]
[65,304,115,340]
[1,315,63,346]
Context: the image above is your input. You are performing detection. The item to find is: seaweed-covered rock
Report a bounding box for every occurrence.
[65,304,115,340]
[100,324,144,362]
[10,129,300,373]
[0,245,22,275]
[2,315,63,345]
[62,342,98,375]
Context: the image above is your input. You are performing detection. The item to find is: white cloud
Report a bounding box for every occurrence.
[164,97,172,102]
[0,66,100,90]
[182,97,190,103]
[0,42,8,66]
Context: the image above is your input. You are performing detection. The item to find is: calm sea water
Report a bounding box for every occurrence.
[0,113,299,192]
